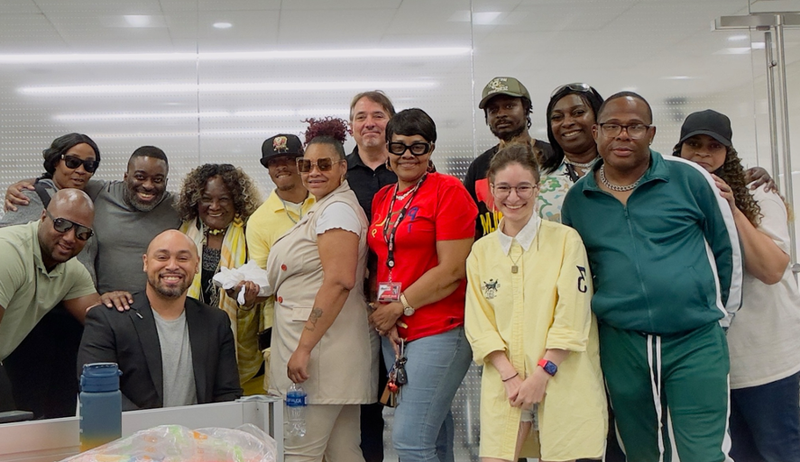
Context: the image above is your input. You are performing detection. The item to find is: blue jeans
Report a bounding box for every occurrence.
[382,326,472,462]
[730,371,800,462]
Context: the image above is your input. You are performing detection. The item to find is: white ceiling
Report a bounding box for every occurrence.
[1,0,799,190]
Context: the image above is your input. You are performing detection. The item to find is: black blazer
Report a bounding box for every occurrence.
[77,292,242,410]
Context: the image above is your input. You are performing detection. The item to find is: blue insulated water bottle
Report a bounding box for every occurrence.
[79,362,122,451]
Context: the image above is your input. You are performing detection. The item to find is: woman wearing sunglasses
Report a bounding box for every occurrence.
[0,133,101,277]
[368,108,477,462]
[0,133,101,419]
[465,144,606,462]
[675,110,800,462]
[536,83,604,223]
[175,164,264,395]
[267,118,376,461]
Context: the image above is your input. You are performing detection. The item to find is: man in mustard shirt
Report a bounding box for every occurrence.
[244,134,315,392]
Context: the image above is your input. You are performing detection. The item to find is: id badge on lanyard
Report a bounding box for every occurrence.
[378,175,426,303]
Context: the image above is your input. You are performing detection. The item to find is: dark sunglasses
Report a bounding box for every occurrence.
[387,142,432,156]
[550,82,594,98]
[46,210,93,241]
[62,154,99,173]
[296,157,340,173]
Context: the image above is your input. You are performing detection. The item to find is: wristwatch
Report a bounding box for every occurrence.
[400,293,415,316]
[538,359,558,376]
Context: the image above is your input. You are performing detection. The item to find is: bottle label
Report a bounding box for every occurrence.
[286,393,306,407]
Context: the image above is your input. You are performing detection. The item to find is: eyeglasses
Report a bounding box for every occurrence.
[296,157,341,173]
[61,154,99,173]
[550,82,593,98]
[492,183,538,199]
[45,210,93,241]
[387,142,432,156]
[598,123,652,139]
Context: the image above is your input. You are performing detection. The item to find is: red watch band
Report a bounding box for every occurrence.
[538,358,557,376]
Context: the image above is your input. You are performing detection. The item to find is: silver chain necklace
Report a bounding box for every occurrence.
[280,195,307,224]
[564,157,598,170]
[598,164,642,192]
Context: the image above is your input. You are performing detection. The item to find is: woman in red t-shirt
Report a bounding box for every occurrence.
[368,108,477,461]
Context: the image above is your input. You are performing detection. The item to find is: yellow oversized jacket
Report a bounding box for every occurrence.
[465,219,607,461]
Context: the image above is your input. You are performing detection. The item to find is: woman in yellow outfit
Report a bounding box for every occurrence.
[464,144,607,462]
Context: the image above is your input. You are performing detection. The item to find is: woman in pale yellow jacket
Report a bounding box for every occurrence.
[464,144,607,462]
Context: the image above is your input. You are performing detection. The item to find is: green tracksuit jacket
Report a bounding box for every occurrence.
[562,150,743,335]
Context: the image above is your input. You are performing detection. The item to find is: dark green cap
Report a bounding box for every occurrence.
[479,77,531,109]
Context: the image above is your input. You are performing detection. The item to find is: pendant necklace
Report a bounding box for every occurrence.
[510,253,522,274]
[508,244,524,274]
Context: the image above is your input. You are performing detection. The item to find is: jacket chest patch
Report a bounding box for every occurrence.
[482,279,500,299]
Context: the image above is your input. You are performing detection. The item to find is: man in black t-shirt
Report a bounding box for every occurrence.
[345,90,398,462]
[346,90,398,222]
[464,77,554,239]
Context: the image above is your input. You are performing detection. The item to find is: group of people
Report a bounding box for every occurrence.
[0,77,797,462]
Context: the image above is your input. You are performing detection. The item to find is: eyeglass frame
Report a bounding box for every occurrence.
[296,157,343,173]
[387,141,433,156]
[61,154,100,173]
[596,122,653,139]
[45,210,94,241]
[490,182,539,199]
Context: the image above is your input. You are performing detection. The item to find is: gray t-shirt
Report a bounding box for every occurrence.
[0,178,99,285]
[152,309,197,407]
[92,181,180,293]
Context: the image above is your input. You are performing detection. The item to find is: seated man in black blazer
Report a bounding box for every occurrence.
[78,230,241,410]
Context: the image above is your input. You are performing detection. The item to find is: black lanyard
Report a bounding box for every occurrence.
[565,163,580,183]
[383,174,427,272]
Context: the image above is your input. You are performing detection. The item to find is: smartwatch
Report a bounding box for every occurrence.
[538,359,558,376]
[400,293,415,316]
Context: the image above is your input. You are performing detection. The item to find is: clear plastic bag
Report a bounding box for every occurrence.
[62,423,276,462]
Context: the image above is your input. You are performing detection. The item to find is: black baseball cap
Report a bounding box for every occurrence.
[679,110,732,147]
[261,134,303,168]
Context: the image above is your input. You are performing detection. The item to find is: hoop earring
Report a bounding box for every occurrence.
[385,159,393,172]
[427,160,436,173]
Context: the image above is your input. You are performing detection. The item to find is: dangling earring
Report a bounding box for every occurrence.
[427,160,436,173]
[385,159,393,172]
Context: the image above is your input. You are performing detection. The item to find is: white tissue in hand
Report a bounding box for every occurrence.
[212,260,272,297]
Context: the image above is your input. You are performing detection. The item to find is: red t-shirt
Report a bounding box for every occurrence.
[368,172,478,342]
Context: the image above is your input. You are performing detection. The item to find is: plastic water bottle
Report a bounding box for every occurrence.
[286,382,307,437]
[79,363,122,451]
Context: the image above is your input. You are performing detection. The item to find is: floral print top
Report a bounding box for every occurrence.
[538,159,597,223]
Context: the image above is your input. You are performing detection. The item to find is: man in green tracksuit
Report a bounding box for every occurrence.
[562,92,742,462]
